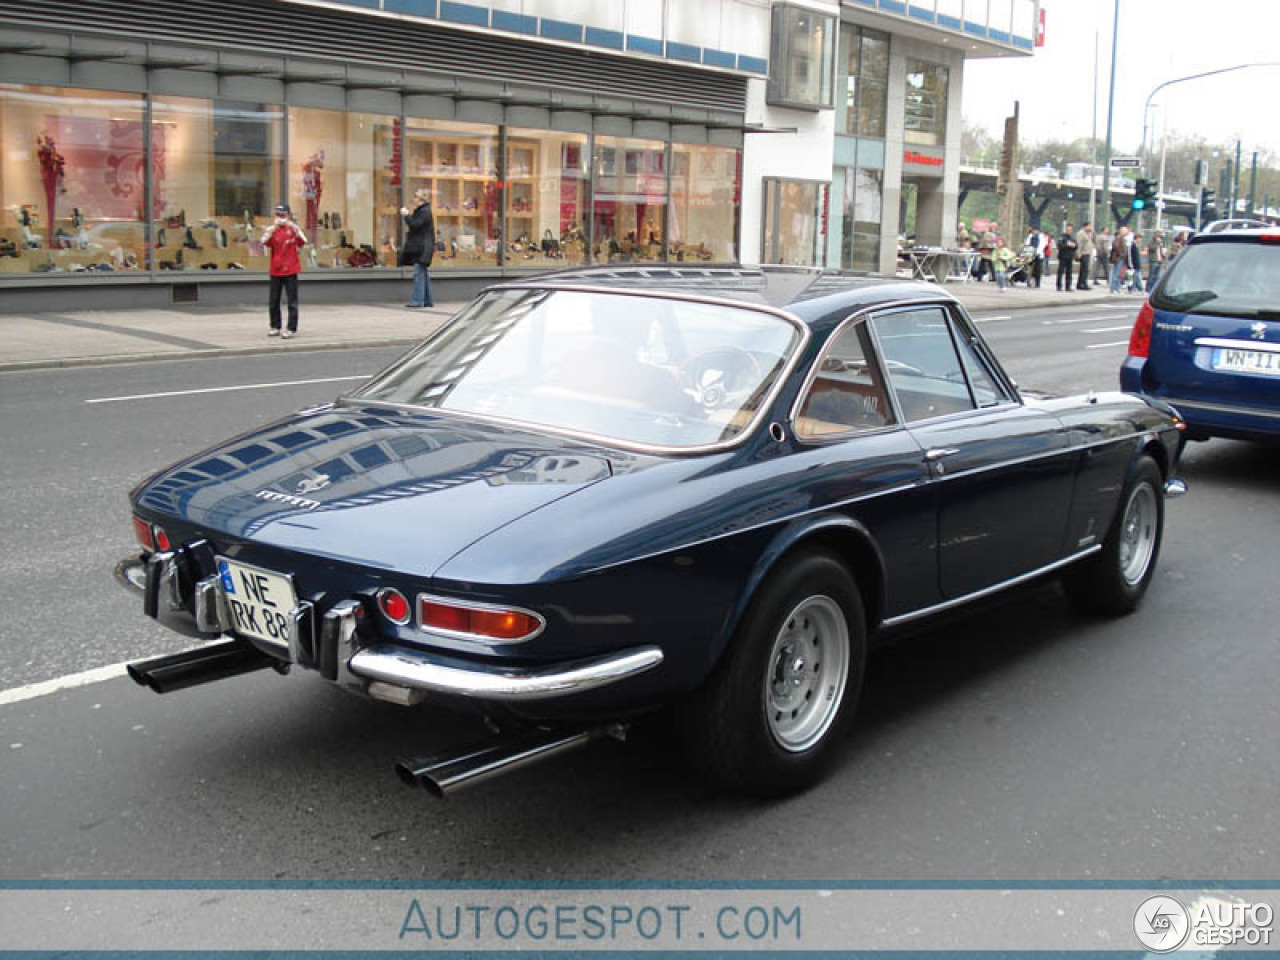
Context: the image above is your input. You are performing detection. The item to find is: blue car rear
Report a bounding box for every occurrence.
[1121,223,1280,441]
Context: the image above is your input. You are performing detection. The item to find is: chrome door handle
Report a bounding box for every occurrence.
[924,447,960,461]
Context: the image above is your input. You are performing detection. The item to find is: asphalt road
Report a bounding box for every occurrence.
[2,306,1277,881]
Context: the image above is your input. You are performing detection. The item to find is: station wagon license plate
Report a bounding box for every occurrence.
[1212,348,1280,376]
[215,556,298,648]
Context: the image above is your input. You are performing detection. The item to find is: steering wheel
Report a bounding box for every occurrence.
[680,348,763,407]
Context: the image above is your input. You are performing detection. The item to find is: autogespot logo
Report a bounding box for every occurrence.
[1134,895,1191,952]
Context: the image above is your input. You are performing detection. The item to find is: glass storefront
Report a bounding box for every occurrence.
[0,85,148,274]
[904,59,949,147]
[0,83,741,279]
[152,96,284,271]
[838,25,888,139]
[767,4,836,109]
[670,144,741,263]
[841,166,883,272]
[593,135,667,262]
[505,128,590,268]
[762,178,828,266]
[288,106,398,269]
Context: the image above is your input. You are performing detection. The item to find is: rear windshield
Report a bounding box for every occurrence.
[353,288,802,450]
[1153,241,1280,316]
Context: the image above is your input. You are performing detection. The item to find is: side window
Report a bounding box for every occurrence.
[795,322,896,437]
[952,324,1008,408]
[872,307,975,422]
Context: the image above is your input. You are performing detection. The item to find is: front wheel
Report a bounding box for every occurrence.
[1063,455,1164,616]
[680,551,867,796]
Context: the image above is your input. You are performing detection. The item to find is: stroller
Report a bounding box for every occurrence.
[1006,249,1036,286]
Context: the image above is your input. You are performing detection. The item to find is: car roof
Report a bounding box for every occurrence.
[1190,222,1280,244]
[490,265,954,325]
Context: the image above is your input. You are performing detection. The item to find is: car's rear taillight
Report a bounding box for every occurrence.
[376,588,411,625]
[1128,300,1155,358]
[132,516,155,551]
[152,526,172,551]
[418,596,544,642]
[1260,231,1280,245]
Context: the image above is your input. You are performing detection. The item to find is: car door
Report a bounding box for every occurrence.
[868,304,1077,600]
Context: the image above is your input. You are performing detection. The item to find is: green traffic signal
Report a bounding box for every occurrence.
[1131,178,1158,211]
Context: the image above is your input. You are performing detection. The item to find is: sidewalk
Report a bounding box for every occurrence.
[0,280,1140,373]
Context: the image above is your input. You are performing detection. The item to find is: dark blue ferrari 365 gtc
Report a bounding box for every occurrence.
[121,267,1187,796]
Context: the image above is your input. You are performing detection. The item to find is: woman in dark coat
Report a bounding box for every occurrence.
[399,187,435,308]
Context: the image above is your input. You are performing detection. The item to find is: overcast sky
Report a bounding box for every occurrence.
[962,0,1280,160]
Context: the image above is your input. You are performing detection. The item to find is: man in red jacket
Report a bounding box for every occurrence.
[263,204,308,338]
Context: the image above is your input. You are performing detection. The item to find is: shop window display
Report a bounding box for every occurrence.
[669,144,740,263]
[398,118,499,267]
[151,96,283,271]
[0,85,148,274]
[504,129,589,267]
[593,135,666,262]
[288,107,398,270]
[762,178,827,266]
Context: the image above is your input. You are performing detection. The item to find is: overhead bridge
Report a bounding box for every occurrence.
[958,165,1200,229]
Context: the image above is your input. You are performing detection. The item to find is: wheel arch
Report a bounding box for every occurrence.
[717,515,886,662]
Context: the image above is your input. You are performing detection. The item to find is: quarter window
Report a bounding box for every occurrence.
[796,322,895,437]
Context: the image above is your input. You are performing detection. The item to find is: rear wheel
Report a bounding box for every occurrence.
[681,550,866,796]
[1063,455,1164,615]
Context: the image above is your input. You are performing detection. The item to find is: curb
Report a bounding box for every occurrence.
[0,337,425,374]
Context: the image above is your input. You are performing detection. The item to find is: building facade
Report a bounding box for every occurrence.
[0,0,1036,312]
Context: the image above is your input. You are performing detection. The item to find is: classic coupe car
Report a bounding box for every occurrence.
[121,267,1186,797]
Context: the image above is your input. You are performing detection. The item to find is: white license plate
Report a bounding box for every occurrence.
[1212,348,1280,376]
[215,556,298,648]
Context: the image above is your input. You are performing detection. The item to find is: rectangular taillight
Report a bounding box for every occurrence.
[418,596,544,642]
[1260,232,1280,245]
[132,515,155,551]
[1128,301,1155,358]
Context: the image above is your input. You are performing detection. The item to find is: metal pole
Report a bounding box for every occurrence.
[1100,0,1120,234]
[1248,151,1258,218]
[1156,111,1168,232]
[1088,30,1098,227]
[1232,139,1242,219]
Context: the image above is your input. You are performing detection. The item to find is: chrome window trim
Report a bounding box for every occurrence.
[346,285,812,458]
[881,545,1103,629]
[1194,337,1280,355]
[415,591,547,645]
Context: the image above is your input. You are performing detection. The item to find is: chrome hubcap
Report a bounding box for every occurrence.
[1119,482,1158,586]
[764,595,849,752]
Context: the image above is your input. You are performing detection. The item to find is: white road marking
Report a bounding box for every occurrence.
[1043,313,1133,325]
[1086,340,1131,350]
[86,375,367,405]
[1084,324,1134,333]
[0,662,129,707]
[973,315,1009,323]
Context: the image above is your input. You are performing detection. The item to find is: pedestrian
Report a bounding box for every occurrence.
[1127,231,1143,292]
[975,221,999,281]
[1145,230,1166,291]
[399,187,436,308]
[993,239,1013,291]
[955,221,971,249]
[1108,227,1128,293]
[1075,221,1095,291]
[1056,223,1078,291]
[263,204,307,338]
[1095,227,1112,285]
[1025,226,1048,288]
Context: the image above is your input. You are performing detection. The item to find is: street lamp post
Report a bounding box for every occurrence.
[1099,0,1120,234]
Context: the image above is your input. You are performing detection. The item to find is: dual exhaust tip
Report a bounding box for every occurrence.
[395,728,605,798]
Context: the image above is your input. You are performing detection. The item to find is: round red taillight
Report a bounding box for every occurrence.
[153,526,172,551]
[377,588,410,625]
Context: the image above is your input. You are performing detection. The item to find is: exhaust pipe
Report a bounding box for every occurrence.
[395,727,609,797]
[127,639,279,694]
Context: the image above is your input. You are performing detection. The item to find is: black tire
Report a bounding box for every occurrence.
[1063,455,1164,616]
[680,550,867,797]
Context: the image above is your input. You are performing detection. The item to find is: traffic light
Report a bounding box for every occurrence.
[1200,187,1217,221]
[1132,178,1159,211]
